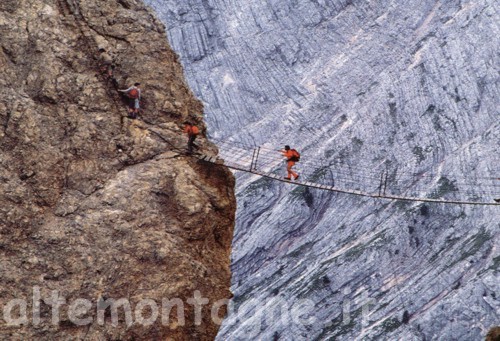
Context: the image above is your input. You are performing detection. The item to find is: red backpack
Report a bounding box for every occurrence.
[290,149,300,162]
[128,88,139,99]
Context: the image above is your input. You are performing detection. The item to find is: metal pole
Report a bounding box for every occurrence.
[378,171,384,196]
[383,171,389,196]
[249,148,257,171]
[253,147,261,171]
[328,168,335,188]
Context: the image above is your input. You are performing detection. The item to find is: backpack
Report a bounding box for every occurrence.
[191,126,199,135]
[128,88,139,99]
[289,149,300,162]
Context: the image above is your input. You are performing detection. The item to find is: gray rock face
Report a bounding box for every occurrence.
[144,0,499,339]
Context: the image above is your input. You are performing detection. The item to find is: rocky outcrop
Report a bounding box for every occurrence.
[486,327,500,341]
[145,0,499,340]
[0,0,235,340]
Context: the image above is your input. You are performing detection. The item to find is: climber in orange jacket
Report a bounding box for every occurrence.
[281,145,300,181]
[184,121,200,153]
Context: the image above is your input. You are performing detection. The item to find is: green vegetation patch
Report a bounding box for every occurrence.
[344,243,367,261]
[241,176,274,195]
[488,255,500,271]
[380,316,402,333]
[351,137,364,153]
[343,231,391,262]
[290,167,329,201]
[430,176,458,199]
[290,185,307,198]
[449,227,491,267]
[412,146,426,163]
[394,199,412,210]
[429,236,460,263]
[309,166,330,182]
[287,241,317,258]
[316,308,361,339]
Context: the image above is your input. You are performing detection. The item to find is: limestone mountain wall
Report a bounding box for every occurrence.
[0,0,235,339]
[145,0,499,339]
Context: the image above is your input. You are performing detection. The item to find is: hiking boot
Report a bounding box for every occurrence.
[294,175,300,180]
[284,177,291,180]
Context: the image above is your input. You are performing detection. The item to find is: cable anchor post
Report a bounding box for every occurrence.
[253,147,261,171]
[383,171,389,196]
[378,171,385,197]
[249,148,257,172]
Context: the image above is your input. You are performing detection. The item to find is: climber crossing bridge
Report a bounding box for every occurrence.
[195,138,500,207]
[147,128,499,206]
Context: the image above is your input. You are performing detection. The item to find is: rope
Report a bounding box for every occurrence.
[143,126,499,206]
[207,140,499,206]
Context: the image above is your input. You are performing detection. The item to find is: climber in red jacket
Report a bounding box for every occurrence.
[281,145,300,180]
[184,121,200,154]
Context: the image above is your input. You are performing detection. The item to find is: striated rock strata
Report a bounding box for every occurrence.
[145,0,499,340]
[0,0,235,340]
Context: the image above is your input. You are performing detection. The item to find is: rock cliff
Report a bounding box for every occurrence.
[0,0,235,340]
[145,0,499,340]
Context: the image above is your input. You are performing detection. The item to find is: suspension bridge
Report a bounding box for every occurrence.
[147,127,499,206]
[196,138,500,206]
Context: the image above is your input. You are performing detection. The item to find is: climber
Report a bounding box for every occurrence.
[184,121,200,154]
[281,145,300,181]
[118,82,141,119]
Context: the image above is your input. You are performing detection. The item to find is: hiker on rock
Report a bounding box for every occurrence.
[184,121,200,154]
[281,145,300,181]
[118,82,141,119]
